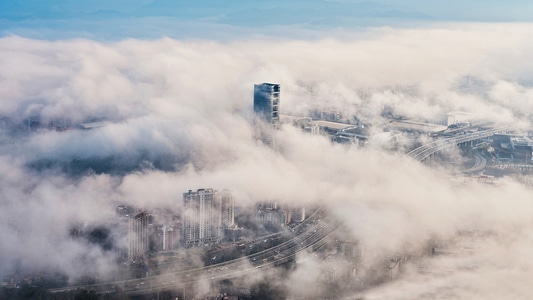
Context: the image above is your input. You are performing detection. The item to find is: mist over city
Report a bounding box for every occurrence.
[2,2,533,300]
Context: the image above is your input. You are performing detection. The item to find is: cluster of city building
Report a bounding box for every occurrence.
[493,133,533,162]
[115,83,494,261]
[115,188,236,262]
[252,82,482,148]
[116,188,306,262]
[0,82,486,152]
[5,83,521,295]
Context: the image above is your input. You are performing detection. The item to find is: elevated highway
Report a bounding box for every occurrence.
[50,209,342,296]
[406,125,515,162]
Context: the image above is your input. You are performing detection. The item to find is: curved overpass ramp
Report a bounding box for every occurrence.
[407,125,514,162]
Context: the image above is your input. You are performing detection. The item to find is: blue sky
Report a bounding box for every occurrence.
[1,0,533,39]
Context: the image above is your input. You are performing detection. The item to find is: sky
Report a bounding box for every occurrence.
[2,0,533,39]
[2,1,533,299]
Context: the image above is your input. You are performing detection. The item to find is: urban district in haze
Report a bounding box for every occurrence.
[3,1,533,300]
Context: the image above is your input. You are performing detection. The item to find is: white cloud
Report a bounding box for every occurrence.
[1,23,533,296]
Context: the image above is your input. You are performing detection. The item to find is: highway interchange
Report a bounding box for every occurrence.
[406,124,515,161]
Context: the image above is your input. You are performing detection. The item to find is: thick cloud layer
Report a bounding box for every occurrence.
[1,23,533,297]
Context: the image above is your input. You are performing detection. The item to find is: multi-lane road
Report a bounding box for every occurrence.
[406,124,515,161]
[50,209,342,296]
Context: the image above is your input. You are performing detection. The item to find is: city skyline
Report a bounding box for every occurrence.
[2,2,533,299]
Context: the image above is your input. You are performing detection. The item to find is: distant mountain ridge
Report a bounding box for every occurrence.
[0,0,433,24]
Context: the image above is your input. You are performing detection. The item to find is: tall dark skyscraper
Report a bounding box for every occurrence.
[254,83,280,130]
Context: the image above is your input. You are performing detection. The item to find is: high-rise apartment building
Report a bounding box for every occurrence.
[254,83,280,130]
[288,206,306,223]
[128,211,151,260]
[217,189,235,230]
[183,189,217,246]
[256,208,286,227]
[182,188,236,246]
